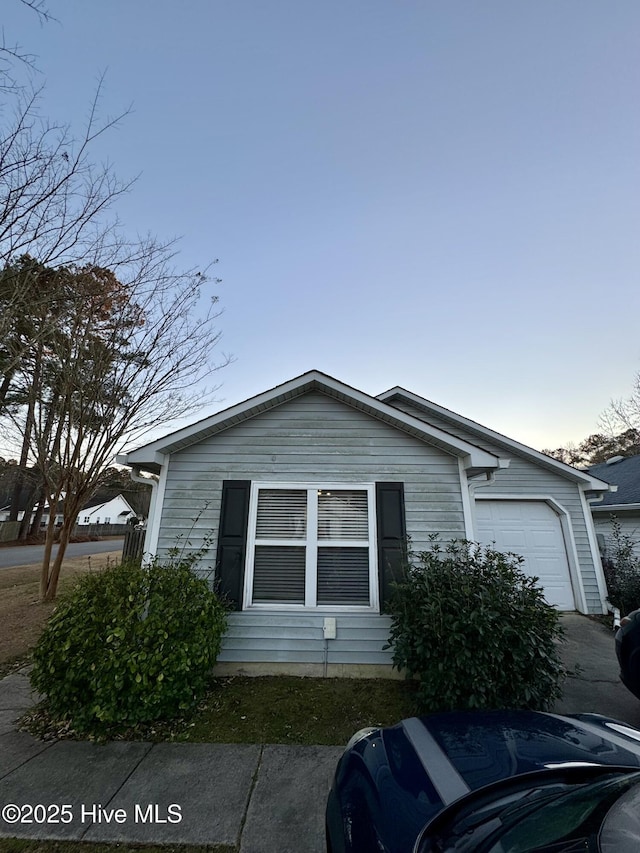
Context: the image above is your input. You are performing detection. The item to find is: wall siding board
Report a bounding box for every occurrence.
[593,513,640,558]
[218,613,394,665]
[389,398,603,613]
[156,391,463,666]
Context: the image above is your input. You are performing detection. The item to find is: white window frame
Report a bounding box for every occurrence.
[243,482,379,612]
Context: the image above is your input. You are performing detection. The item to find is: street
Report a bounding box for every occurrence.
[0,538,124,569]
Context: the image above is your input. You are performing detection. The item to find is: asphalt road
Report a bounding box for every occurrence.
[0,538,124,569]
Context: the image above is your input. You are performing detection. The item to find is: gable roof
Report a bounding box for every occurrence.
[378,386,611,491]
[119,370,502,474]
[587,454,640,509]
[81,493,137,516]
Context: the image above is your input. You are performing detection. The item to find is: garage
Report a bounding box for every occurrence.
[475,499,575,611]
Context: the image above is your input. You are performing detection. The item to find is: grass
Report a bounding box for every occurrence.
[181,675,417,745]
[0,842,235,853]
[0,551,121,678]
[24,674,418,746]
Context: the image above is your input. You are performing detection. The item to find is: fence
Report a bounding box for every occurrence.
[0,521,132,544]
[0,521,20,542]
[123,527,146,562]
[72,523,131,538]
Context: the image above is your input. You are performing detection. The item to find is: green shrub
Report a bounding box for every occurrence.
[602,518,640,615]
[385,538,566,712]
[31,555,228,734]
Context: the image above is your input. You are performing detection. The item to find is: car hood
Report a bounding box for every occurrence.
[418,710,640,790]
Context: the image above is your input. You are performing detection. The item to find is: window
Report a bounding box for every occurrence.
[245,483,377,610]
[104,516,111,524]
[83,516,90,523]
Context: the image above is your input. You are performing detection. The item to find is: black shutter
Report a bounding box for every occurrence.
[216,480,250,610]
[376,482,406,611]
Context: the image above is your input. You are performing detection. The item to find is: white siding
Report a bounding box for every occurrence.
[389,398,604,613]
[157,391,466,666]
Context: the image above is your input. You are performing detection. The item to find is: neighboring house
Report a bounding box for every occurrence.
[118,370,611,677]
[76,493,138,526]
[0,499,63,527]
[587,455,640,558]
[1,492,139,528]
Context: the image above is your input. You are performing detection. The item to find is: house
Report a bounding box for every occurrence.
[118,370,611,677]
[0,498,64,527]
[76,493,138,526]
[587,454,640,558]
[1,492,139,529]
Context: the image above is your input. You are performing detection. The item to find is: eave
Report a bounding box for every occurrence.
[378,386,612,491]
[118,371,502,474]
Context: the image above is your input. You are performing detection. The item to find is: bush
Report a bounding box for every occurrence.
[385,538,566,712]
[31,555,228,734]
[602,518,640,615]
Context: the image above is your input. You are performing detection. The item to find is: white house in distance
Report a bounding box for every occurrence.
[1,493,138,527]
[76,494,138,526]
[118,370,612,678]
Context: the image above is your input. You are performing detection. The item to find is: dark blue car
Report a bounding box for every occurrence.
[325,710,640,852]
[615,609,640,699]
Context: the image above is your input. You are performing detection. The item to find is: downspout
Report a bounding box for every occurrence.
[129,467,159,565]
[461,469,496,542]
[468,471,496,495]
[606,601,621,630]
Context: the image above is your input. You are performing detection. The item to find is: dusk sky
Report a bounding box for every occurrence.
[5,1,640,452]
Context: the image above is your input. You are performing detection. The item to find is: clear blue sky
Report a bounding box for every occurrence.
[5,0,640,451]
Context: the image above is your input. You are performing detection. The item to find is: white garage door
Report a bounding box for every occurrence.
[475,500,575,610]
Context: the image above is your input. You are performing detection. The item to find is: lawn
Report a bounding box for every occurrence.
[180,674,416,745]
[25,674,417,747]
[0,550,122,677]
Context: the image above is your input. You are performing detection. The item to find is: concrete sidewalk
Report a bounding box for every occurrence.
[0,671,341,851]
[1,613,639,850]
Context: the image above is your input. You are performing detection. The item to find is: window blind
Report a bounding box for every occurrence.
[256,489,307,539]
[318,490,368,540]
[317,547,370,605]
[253,546,306,603]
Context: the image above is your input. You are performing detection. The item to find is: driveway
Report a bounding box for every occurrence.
[554,612,640,727]
[0,539,124,569]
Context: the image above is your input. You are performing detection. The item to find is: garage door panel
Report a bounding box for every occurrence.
[476,500,575,611]
[529,530,561,548]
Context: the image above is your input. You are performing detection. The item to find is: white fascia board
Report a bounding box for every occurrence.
[116,450,166,471]
[378,386,611,490]
[591,503,640,513]
[117,370,501,470]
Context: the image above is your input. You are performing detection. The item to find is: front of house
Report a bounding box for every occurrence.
[119,371,611,677]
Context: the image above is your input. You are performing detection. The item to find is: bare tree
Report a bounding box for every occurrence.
[601,379,640,449]
[1,3,231,597]
[0,1,53,91]
[10,255,230,600]
[0,82,133,360]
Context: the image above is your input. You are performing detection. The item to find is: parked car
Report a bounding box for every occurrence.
[615,609,640,699]
[326,710,640,853]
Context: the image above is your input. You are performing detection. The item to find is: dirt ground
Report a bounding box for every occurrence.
[0,550,122,670]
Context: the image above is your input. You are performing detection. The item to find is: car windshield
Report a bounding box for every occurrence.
[482,773,640,853]
[419,771,640,853]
